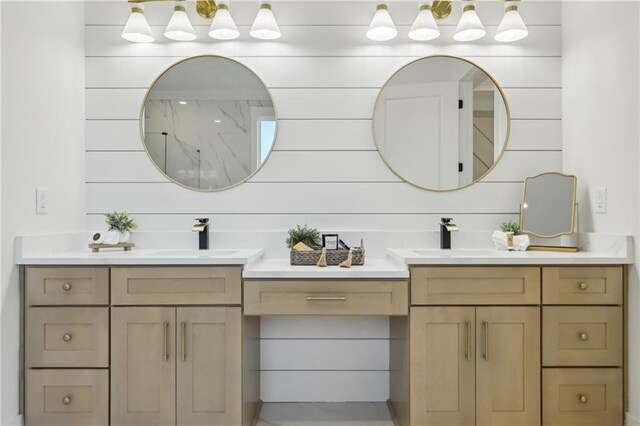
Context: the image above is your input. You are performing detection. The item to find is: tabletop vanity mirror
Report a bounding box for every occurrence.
[520,172,579,252]
[373,55,510,191]
[140,55,276,191]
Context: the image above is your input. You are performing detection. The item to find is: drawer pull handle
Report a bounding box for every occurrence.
[482,321,489,361]
[62,334,72,342]
[465,321,471,361]
[579,282,588,290]
[62,282,72,291]
[62,396,71,405]
[181,322,187,362]
[163,321,170,362]
[579,332,589,341]
[579,394,588,404]
[306,296,347,302]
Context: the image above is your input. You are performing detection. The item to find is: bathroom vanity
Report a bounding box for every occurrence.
[16,238,631,426]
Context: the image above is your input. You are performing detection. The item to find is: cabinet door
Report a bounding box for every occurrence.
[177,307,242,426]
[410,307,476,426]
[476,307,540,426]
[111,307,176,426]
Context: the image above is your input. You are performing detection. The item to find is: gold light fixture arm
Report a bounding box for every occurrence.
[431,1,452,20]
[196,0,217,19]
[127,0,217,19]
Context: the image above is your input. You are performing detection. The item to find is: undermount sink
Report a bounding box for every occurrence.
[410,249,500,257]
[149,249,239,257]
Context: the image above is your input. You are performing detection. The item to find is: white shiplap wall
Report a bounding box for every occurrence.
[85,0,561,402]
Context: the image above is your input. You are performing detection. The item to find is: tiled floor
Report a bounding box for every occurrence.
[257,402,395,426]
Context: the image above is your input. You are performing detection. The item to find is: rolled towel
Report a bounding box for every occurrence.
[492,230,508,250]
[513,234,531,251]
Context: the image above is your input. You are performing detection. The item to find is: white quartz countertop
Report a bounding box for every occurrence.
[15,232,633,268]
[243,258,410,279]
[15,247,264,266]
[388,246,633,265]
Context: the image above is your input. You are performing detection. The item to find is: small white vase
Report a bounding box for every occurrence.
[118,231,130,243]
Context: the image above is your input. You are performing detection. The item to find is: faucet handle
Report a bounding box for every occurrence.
[195,218,209,224]
[441,217,453,224]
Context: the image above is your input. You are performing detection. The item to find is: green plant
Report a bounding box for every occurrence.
[500,221,520,235]
[104,211,138,232]
[286,224,321,249]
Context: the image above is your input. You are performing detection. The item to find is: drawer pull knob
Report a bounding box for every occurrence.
[62,282,72,291]
[579,395,588,404]
[306,296,347,302]
[62,334,72,342]
[579,282,588,290]
[579,332,589,341]
[62,396,72,405]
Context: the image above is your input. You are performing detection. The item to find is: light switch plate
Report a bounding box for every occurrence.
[594,187,607,214]
[36,187,48,214]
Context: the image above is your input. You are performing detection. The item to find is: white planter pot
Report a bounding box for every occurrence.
[118,231,131,243]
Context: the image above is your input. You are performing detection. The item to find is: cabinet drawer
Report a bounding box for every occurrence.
[543,306,622,366]
[26,307,109,368]
[244,281,408,315]
[411,267,540,305]
[26,369,109,426]
[111,266,241,305]
[26,267,109,306]
[543,266,623,305]
[542,368,622,426]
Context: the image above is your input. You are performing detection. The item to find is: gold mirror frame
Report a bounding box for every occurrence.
[372,54,511,193]
[139,54,278,192]
[519,171,578,239]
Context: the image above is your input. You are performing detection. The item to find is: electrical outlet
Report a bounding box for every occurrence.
[36,187,48,214]
[594,187,607,214]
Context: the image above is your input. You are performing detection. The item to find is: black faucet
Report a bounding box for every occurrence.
[440,218,458,250]
[193,218,209,250]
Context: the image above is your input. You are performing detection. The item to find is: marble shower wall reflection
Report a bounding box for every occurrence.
[145,98,274,190]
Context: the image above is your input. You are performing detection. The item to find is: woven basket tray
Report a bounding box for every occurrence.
[290,249,365,266]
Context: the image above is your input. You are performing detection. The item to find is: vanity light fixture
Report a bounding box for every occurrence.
[121,4,155,43]
[165,1,197,41]
[367,3,397,42]
[208,0,240,40]
[495,1,528,42]
[453,1,486,42]
[408,2,440,41]
[250,3,281,40]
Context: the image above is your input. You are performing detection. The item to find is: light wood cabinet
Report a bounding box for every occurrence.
[543,368,623,426]
[542,266,623,305]
[111,307,176,426]
[244,280,408,315]
[176,307,242,426]
[26,307,109,368]
[411,266,540,305]
[111,306,242,426]
[111,266,242,305]
[543,306,623,367]
[26,369,109,426]
[475,307,540,426]
[410,306,540,426]
[410,307,476,426]
[26,267,109,306]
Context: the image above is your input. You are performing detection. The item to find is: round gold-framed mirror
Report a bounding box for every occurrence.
[140,55,277,192]
[373,55,511,192]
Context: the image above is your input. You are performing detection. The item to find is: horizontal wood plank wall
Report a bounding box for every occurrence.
[85,1,561,401]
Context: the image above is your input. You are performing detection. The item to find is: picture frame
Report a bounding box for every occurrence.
[322,234,339,250]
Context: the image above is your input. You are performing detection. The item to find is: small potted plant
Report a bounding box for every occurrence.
[286,224,321,250]
[500,221,520,235]
[104,211,137,243]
